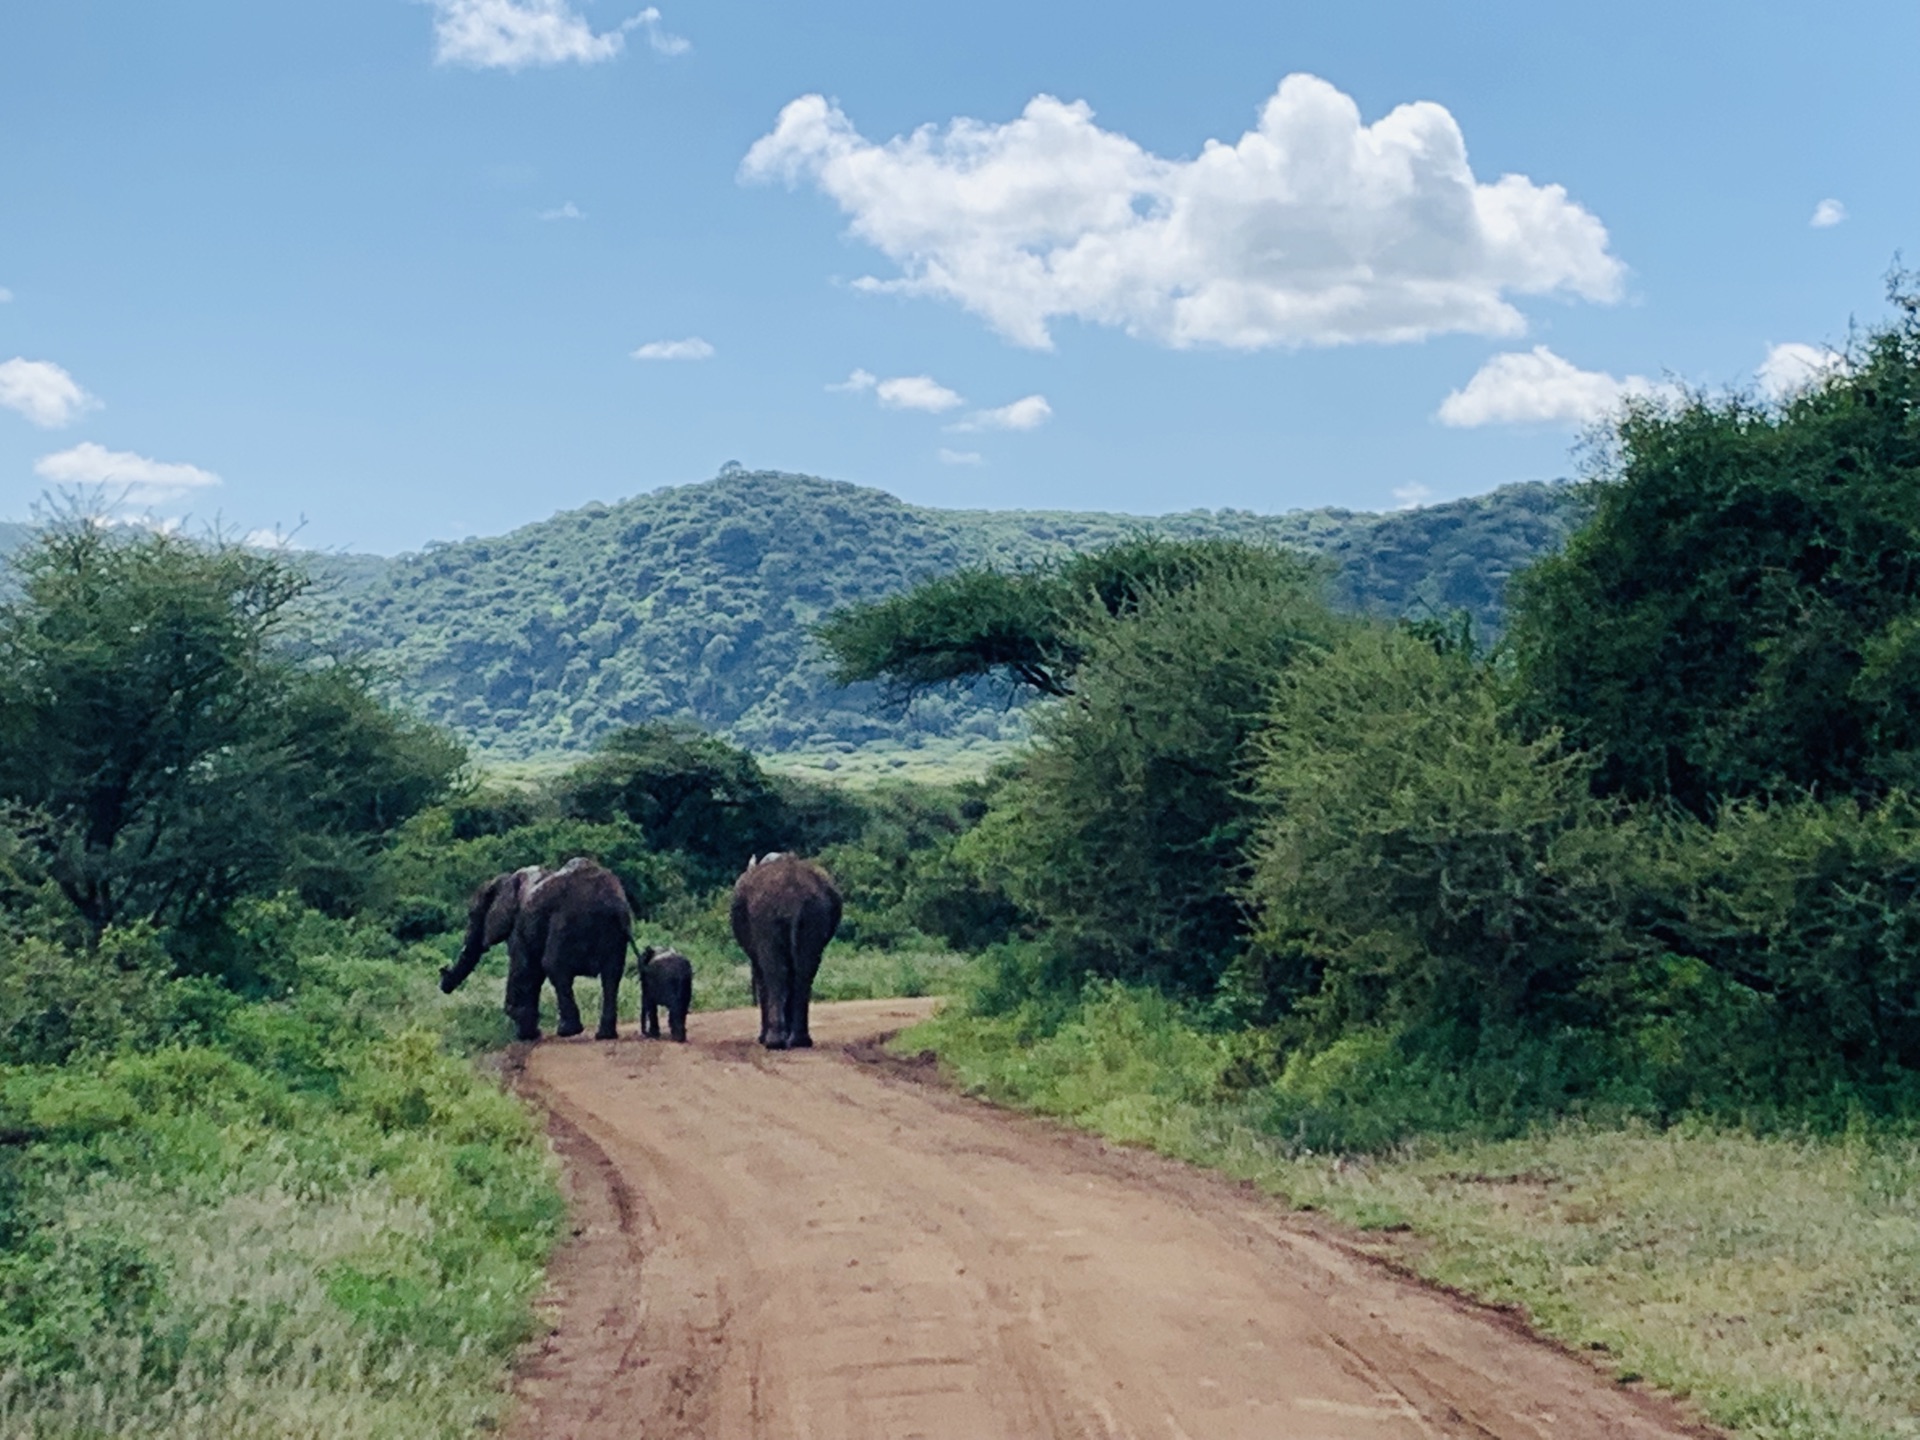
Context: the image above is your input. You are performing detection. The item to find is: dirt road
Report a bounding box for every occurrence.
[507,999,1713,1440]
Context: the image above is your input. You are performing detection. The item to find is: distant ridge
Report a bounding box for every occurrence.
[308,469,1578,759]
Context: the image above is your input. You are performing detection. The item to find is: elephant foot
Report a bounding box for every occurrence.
[556,1018,585,1039]
[670,1028,687,1043]
[514,1027,541,1042]
[594,1025,618,1041]
[761,1034,790,1051]
[790,1033,814,1048]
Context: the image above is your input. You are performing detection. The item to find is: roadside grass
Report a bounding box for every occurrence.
[0,915,562,1439]
[903,986,1920,1440]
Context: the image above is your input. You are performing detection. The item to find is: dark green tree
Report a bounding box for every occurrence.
[0,522,462,946]
[1507,280,1920,812]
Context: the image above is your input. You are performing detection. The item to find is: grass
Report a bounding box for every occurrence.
[0,914,563,1439]
[904,984,1920,1440]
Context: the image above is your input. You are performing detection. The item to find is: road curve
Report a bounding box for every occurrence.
[505,999,1715,1440]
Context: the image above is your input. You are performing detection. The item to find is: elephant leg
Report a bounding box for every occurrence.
[595,964,620,1041]
[669,996,688,1043]
[641,982,660,1039]
[760,960,793,1050]
[504,947,543,1042]
[552,974,585,1038]
[789,963,818,1049]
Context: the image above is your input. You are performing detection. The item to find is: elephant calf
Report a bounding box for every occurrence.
[638,946,693,1042]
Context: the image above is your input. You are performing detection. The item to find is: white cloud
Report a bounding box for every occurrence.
[826,368,878,392]
[938,448,983,465]
[0,358,98,428]
[634,6,689,55]
[0,288,12,303]
[949,393,1052,432]
[1392,483,1433,510]
[35,443,222,505]
[742,74,1623,351]
[1757,341,1847,401]
[631,336,714,360]
[430,0,626,69]
[539,201,585,221]
[1810,198,1847,229]
[875,374,964,412]
[1437,346,1659,428]
[243,527,309,552]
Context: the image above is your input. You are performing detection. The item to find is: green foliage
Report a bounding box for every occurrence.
[969,544,1346,995]
[307,470,1572,758]
[1507,283,1920,811]
[0,521,462,954]
[1244,625,1634,1036]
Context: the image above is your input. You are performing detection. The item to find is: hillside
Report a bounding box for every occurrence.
[311,469,1578,758]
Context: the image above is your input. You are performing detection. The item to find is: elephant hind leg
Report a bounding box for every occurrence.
[594,963,620,1041]
[504,949,543,1042]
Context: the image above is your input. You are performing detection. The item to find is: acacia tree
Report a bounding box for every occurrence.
[0,522,462,947]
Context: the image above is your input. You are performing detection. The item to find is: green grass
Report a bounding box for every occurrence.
[0,915,563,1439]
[761,735,1024,787]
[905,985,1920,1440]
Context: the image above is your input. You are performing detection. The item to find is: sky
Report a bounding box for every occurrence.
[1,0,1915,554]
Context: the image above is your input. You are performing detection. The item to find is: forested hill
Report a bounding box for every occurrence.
[309,469,1576,758]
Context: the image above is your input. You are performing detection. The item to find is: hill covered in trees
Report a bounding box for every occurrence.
[308,469,1576,758]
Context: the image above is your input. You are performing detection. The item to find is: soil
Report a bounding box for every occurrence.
[505,998,1719,1440]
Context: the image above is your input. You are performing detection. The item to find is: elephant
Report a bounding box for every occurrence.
[730,853,841,1050]
[637,946,693,1042]
[439,857,630,1042]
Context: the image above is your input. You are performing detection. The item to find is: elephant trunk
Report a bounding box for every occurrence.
[440,917,488,993]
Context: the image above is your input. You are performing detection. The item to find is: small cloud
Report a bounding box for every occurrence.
[35,442,222,505]
[938,448,983,465]
[1757,341,1848,401]
[431,0,628,70]
[0,288,12,303]
[826,368,878,393]
[1810,198,1847,229]
[1391,483,1433,511]
[950,393,1051,432]
[630,6,689,55]
[0,358,99,428]
[243,526,309,552]
[538,201,585,221]
[631,336,715,361]
[1437,346,1660,428]
[875,374,964,412]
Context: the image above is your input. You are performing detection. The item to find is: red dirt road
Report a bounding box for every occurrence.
[506,999,1714,1440]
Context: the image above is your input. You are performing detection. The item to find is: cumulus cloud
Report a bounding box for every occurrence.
[631,337,715,360]
[35,443,222,505]
[1437,346,1659,428]
[539,201,585,221]
[949,393,1052,432]
[742,74,1623,351]
[430,0,675,69]
[938,448,983,465]
[875,375,964,412]
[1757,341,1847,401]
[0,358,98,428]
[1810,198,1847,229]
[826,368,878,392]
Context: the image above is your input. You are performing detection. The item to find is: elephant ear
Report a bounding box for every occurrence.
[480,871,525,946]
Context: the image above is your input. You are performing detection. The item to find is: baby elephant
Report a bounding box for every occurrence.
[637,946,693,1042]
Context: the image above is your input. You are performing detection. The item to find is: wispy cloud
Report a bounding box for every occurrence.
[938,448,983,465]
[35,442,221,505]
[431,0,622,69]
[538,201,585,221]
[826,368,878,393]
[949,394,1051,432]
[875,375,964,412]
[1392,483,1433,511]
[631,336,714,360]
[1437,347,1661,428]
[1810,198,1847,229]
[1757,341,1847,400]
[634,6,689,55]
[0,288,13,304]
[0,358,99,428]
[743,74,1621,351]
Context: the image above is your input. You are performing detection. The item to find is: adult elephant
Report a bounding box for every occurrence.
[730,853,841,1050]
[439,857,630,1042]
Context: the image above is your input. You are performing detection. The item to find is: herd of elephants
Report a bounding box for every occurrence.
[437,852,843,1049]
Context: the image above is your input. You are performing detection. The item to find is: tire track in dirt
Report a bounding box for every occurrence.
[507,999,1720,1440]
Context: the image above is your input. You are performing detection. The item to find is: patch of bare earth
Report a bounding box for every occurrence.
[506,999,1722,1439]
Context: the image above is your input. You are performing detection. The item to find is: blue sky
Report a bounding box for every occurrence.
[1,0,1914,553]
